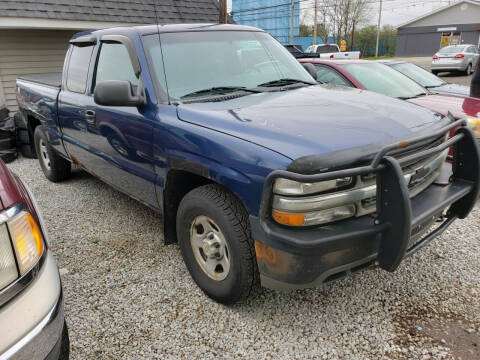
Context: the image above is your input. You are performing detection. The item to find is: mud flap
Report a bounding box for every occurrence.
[377,156,412,272]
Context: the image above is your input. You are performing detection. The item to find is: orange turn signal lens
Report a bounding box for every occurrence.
[8,211,44,275]
[272,210,305,226]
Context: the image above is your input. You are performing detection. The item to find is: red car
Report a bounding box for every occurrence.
[299,59,480,136]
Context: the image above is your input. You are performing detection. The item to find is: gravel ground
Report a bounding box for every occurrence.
[8,157,480,359]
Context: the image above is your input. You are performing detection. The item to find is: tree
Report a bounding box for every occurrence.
[354,25,397,57]
[299,24,313,37]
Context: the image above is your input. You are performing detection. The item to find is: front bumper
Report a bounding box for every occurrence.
[0,251,65,360]
[252,121,480,290]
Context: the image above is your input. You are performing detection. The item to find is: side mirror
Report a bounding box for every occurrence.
[302,63,318,81]
[94,80,144,107]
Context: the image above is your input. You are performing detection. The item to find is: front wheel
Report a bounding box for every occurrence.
[177,184,259,304]
[34,126,71,182]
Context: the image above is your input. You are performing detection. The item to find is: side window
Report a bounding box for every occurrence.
[67,45,94,93]
[95,42,138,89]
[314,65,352,87]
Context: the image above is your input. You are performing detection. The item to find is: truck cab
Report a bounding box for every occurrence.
[16,24,480,304]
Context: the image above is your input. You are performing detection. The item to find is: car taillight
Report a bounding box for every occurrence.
[359,52,362,59]
[455,54,464,59]
[330,54,334,59]
[433,55,438,60]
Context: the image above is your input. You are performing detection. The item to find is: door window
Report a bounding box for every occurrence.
[314,65,352,87]
[67,45,94,93]
[95,42,139,90]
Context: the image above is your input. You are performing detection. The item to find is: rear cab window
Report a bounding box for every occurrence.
[66,45,94,93]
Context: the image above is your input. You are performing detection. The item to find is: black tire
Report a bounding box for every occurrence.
[20,143,37,158]
[431,70,439,75]
[465,63,473,76]
[34,126,71,182]
[177,184,259,304]
[59,320,70,360]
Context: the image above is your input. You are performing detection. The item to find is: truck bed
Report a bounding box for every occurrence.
[17,73,61,88]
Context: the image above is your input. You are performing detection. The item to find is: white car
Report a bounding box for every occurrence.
[305,44,361,60]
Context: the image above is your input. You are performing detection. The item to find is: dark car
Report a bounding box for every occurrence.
[381,60,470,97]
[0,159,69,359]
[15,24,480,304]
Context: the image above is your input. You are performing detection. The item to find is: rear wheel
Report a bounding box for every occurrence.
[431,70,439,75]
[465,63,473,75]
[176,184,259,304]
[34,126,71,182]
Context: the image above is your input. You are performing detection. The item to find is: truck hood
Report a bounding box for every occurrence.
[407,93,480,119]
[177,85,445,160]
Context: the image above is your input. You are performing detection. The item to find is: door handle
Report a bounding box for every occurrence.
[85,110,96,124]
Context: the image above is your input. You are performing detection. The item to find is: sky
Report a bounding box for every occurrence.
[227,0,457,27]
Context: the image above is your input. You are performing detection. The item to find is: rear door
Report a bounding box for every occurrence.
[80,38,157,205]
[58,40,96,164]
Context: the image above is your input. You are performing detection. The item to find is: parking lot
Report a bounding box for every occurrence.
[8,154,480,359]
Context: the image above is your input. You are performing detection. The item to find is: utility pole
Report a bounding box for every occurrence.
[350,21,355,51]
[313,0,318,45]
[290,0,295,44]
[219,0,227,24]
[375,0,383,57]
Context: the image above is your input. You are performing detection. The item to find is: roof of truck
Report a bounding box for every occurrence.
[71,24,263,40]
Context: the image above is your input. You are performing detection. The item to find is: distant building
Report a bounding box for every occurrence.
[232,0,300,44]
[396,0,480,57]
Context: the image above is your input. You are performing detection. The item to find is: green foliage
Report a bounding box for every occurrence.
[354,25,397,57]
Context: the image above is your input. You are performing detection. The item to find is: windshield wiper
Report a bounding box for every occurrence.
[256,78,316,88]
[180,86,262,99]
[398,93,427,100]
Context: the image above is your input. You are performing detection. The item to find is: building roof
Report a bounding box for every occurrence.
[398,0,480,29]
[0,0,220,25]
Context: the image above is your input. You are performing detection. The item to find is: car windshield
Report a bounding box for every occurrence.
[340,62,428,99]
[390,62,446,88]
[439,45,466,54]
[145,31,314,101]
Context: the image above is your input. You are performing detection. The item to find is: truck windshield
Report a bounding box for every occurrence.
[340,62,428,100]
[390,62,445,88]
[144,31,314,101]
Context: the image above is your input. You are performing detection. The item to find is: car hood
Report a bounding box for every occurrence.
[177,85,446,160]
[431,83,470,97]
[407,93,480,119]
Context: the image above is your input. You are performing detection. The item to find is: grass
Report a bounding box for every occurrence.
[362,56,394,60]
[90,237,100,244]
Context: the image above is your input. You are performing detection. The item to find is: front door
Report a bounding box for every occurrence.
[81,41,157,205]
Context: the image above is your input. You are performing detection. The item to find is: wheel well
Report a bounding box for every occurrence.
[162,170,213,244]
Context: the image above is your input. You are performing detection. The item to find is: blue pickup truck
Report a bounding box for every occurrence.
[16,24,480,304]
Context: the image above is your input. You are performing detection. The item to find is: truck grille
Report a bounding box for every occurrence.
[357,135,448,216]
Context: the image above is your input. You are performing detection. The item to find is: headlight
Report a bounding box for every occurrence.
[271,148,448,227]
[0,224,17,290]
[273,177,353,196]
[9,211,44,275]
[466,117,480,138]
